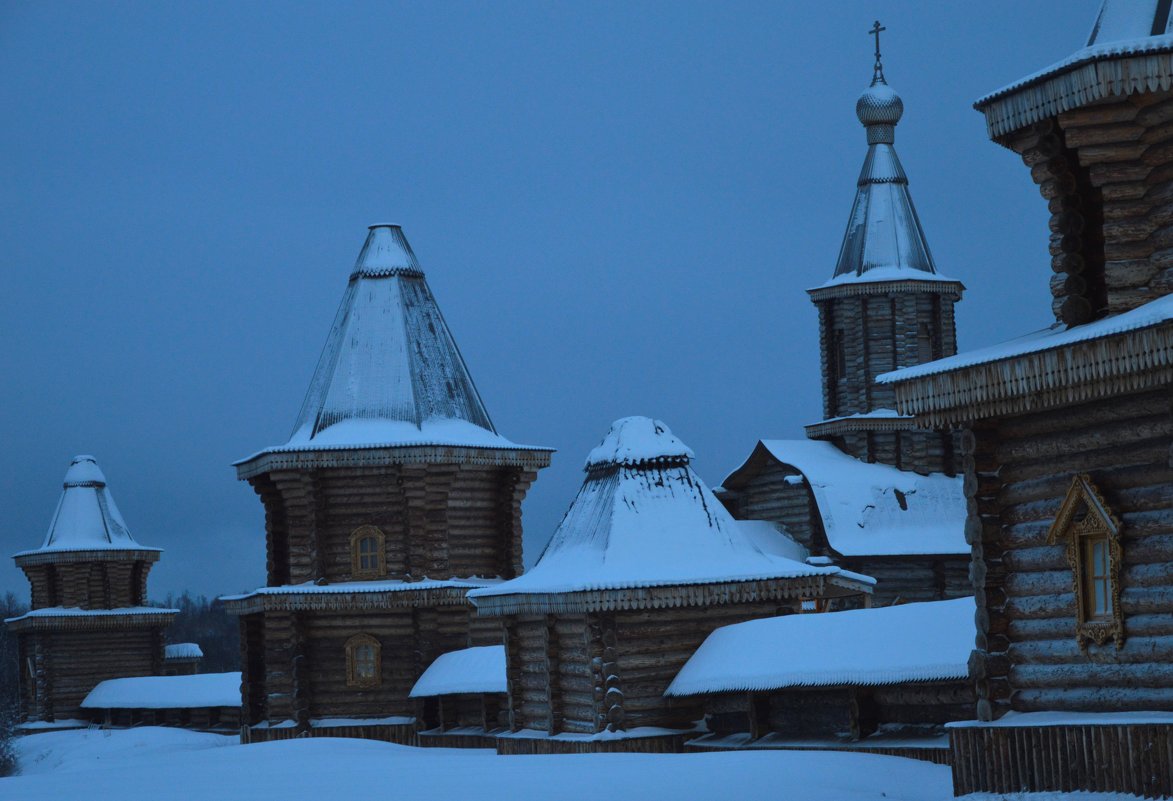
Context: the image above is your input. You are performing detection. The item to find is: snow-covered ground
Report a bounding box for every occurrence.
[0,727,1146,801]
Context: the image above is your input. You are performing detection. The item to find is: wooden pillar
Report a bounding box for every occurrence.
[291,613,310,734]
[300,473,324,580]
[544,616,561,736]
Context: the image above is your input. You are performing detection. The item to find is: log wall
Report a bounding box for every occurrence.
[504,602,796,741]
[1003,95,1173,324]
[966,388,1173,722]
[814,289,959,473]
[842,555,971,606]
[22,560,152,611]
[20,627,164,721]
[951,722,1173,797]
[245,604,481,729]
[251,465,539,586]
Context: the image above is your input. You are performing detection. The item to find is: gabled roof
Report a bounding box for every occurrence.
[665,597,974,696]
[240,225,550,463]
[14,456,159,559]
[409,645,506,698]
[816,70,959,293]
[469,418,872,614]
[722,439,966,557]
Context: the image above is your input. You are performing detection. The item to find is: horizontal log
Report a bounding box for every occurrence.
[1010,661,1173,689]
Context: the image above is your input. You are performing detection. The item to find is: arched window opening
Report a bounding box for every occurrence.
[350,525,386,579]
[346,634,381,688]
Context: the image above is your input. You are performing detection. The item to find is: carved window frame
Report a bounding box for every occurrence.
[345,633,381,688]
[1046,474,1124,649]
[350,525,386,579]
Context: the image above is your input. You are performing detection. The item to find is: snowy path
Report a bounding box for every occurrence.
[3,727,953,801]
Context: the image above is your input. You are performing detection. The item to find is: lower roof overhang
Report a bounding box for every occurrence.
[14,548,162,568]
[807,278,965,303]
[221,584,479,616]
[235,444,553,481]
[470,574,873,617]
[6,609,178,633]
[804,415,919,440]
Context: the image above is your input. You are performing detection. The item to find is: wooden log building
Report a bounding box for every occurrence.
[6,455,178,725]
[880,3,1173,796]
[717,44,970,606]
[469,416,874,754]
[224,224,552,744]
[667,597,976,765]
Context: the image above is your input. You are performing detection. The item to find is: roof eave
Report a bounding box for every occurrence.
[234,443,554,480]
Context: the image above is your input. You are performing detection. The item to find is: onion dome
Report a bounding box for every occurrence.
[856,82,904,145]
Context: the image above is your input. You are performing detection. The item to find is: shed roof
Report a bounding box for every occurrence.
[722,439,966,557]
[14,456,160,558]
[665,597,974,696]
[239,225,550,464]
[469,418,871,613]
[409,645,506,697]
[82,672,241,710]
[164,643,203,660]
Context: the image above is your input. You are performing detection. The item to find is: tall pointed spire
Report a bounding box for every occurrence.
[238,224,553,464]
[828,30,947,283]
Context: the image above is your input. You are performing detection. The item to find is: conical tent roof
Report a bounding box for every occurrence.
[822,68,959,288]
[1087,0,1173,45]
[247,225,547,457]
[470,418,869,612]
[16,456,158,556]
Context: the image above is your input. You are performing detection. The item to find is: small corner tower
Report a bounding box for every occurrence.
[806,24,964,473]
[227,224,552,743]
[7,456,176,723]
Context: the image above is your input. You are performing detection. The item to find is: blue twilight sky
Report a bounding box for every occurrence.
[0,2,1092,601]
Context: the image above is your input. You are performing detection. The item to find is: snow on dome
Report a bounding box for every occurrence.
[15,456,158,556]
[239,225,552,462]
[665,598,974,696]
[856,82,904,128]
[583,416,694,469]
[63,455,106,486]
[409,645,506,698]
[470,423,869,608]
[82,672,241,710]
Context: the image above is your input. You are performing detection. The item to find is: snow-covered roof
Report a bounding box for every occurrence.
[82,672,241,710]
[409,645,506,697]
[239,225,550,464]
[14,456,160,558]
[5,607,179,623]
[469,418,870,611]
[820,72,958,290]
[976,3,1173,138]
[665,597,974,696]
[222,577,496,602]
[879,293,1173,384]
[164,643,203,660]
[725,440,966,557]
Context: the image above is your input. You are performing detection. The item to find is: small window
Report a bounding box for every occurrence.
[1047,474,1124,649]
[350,525,386,579]
[346,634,381,688]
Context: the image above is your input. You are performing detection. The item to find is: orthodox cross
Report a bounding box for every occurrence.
[870,20,886,84]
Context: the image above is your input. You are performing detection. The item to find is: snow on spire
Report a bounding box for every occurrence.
[825,30,950,285]
[28,456,153,554]
[279,224,504,451]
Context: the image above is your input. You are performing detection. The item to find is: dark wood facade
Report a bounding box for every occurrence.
[809,282,962,473]
[228,449,548,742]
[885,33,1173,796]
